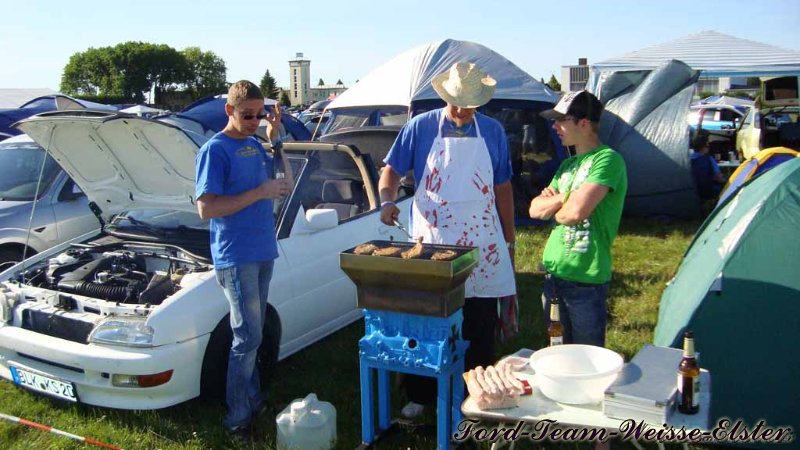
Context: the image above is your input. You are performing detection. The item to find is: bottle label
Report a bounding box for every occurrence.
[550,304,560,321]
[550,336,563,346]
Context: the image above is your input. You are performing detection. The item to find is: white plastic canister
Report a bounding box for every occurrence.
[276,393,336,450]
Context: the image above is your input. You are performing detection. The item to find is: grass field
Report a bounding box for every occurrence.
[0,217,707,450]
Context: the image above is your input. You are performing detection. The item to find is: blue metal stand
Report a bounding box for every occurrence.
[358,309,468,450]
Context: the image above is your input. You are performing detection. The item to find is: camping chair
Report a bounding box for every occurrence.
[315,179,365,221]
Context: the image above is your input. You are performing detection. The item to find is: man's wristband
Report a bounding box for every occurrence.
[380,201,396,209]
[507,241,516,250]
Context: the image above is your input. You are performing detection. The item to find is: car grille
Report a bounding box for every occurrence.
[21,309,95,344]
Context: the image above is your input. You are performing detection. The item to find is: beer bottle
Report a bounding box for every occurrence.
[677,330,700,414]
[548,298,563,346]
[273,141,286,180]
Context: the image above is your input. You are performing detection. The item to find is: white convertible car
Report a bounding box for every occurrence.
[0,111,410,409]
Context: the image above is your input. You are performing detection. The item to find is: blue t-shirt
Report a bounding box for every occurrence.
[691,150,721,176]
[383,109,513,189]
[195,132,279,268]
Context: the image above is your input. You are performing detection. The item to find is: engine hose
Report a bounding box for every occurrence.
[58,281,128,302]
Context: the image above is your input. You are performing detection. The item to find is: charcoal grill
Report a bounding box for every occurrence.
[339,240,478,317]
[340,240,478,450]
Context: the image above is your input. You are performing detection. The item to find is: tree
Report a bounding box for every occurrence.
[110,42,186,102]
[318,78,325,86]
[61,47,115,96]
[60,42,220,103]
[546,74,561,92]
[540,77,545,84]
[182,47,227,99]
[260,70,279,99]
[280,91,291,107]
[336,79,344,86]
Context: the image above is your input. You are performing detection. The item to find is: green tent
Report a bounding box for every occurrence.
[654,158,800,448]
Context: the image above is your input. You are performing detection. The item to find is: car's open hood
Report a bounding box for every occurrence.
[760,76,799,109]
[15,111,203,219]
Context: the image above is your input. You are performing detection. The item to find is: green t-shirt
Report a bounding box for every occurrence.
[542,145,627,284]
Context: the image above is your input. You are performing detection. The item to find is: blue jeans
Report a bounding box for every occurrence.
[215,261,274,430]
[542,274,609,347]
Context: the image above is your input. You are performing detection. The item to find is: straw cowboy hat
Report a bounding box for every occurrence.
[432,62,497,108]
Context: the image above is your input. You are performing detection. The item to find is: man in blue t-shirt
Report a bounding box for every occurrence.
[379,62,517,419]
[689,131,725,200]
[195,80,292,436]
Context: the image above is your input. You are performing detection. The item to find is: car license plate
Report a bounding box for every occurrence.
[9,365,77,402]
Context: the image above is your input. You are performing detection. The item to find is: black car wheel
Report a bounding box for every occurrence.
[200,306,281,401]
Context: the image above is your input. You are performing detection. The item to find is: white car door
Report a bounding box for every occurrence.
[271,148,392,357]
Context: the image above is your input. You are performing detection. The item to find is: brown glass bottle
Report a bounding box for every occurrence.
[677,331,700,414]
[548,298,563,346]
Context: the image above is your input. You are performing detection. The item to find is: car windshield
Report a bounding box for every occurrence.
[0,142,61,201]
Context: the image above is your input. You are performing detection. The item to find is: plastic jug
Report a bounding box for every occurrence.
[276,393,336,450]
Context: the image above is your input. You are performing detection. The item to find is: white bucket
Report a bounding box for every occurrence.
[276,393,336,450]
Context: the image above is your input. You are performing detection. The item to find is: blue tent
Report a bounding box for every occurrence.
[163,95,311,142]
[0,94,117,141]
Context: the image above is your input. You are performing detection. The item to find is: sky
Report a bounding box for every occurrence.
[1,0,798,92]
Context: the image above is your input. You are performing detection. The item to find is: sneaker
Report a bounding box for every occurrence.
[400,401,425,419]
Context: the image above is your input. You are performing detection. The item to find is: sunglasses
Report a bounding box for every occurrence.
[239,111,268,121]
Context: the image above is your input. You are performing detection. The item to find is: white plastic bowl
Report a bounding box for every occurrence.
[529,344,623,404]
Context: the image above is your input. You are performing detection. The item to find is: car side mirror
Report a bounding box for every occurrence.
[293,208,338,234]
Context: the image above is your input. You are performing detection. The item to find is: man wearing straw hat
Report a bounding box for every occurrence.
[379,62,516,419]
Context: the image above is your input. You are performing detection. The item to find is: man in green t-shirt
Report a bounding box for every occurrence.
[529,90,627,346]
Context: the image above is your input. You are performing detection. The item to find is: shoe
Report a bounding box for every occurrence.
[225,423,252,444]
[400,401,425,419]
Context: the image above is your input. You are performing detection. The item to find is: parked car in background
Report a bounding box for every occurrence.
[688,104,749,160]
[688,104,747,132]
[0,110,401,409]
[0,134,99,268]
[736,76,800,159]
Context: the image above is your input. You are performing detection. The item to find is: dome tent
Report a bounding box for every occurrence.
[327,38,559,112]
[654,158,800,449]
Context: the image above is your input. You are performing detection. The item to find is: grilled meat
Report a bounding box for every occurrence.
[430,249,458,261]
[401,239,424,259]
[373,246,402,257]
[354,243,379,255]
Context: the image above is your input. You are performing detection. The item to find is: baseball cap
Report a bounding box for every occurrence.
[540,90,604,122]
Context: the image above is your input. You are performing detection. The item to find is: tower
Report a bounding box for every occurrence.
[289,52,311,107]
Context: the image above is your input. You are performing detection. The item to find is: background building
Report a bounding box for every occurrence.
[289,53,311,106]
[561,58,590,92]
[562,31,800,96]
[309,81,347,103]
[287,53,347,107]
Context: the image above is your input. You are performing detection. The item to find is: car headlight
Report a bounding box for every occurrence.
[89,317,154,348]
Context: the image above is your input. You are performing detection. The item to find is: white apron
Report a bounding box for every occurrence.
[411,113,516,298]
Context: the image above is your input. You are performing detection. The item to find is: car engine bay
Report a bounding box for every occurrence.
[4,240,211,307]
